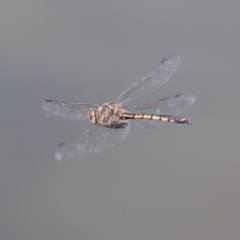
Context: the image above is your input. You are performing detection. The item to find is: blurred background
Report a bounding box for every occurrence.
[0,1,240,239]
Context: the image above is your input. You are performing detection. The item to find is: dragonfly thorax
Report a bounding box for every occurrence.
[88,102,127,128]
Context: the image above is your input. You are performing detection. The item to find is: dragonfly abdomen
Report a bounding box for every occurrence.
[123,113,192,125]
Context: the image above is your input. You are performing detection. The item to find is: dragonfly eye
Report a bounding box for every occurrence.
[88,110,97,123]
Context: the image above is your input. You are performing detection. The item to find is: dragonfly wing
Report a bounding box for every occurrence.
[55,124,130,160]
[115,56,180,104]
[125,94,195,128]
[42,100,98,120]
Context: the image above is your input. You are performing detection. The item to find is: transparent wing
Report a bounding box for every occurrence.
[42,100,99,120]
[115,56,180,104]
[125,95,196,128]
[55,124,131,160]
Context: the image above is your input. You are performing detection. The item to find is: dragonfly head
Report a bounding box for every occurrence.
[88,109,97,124]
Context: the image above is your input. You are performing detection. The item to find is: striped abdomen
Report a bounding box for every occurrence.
[122,113,192,125]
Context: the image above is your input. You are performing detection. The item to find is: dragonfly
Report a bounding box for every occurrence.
[42,56,195,160]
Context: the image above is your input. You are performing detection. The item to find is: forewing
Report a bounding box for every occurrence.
[55,124,130,160]
[42,100,98,120]
[125,95,195,128]
[115,56,180,104]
